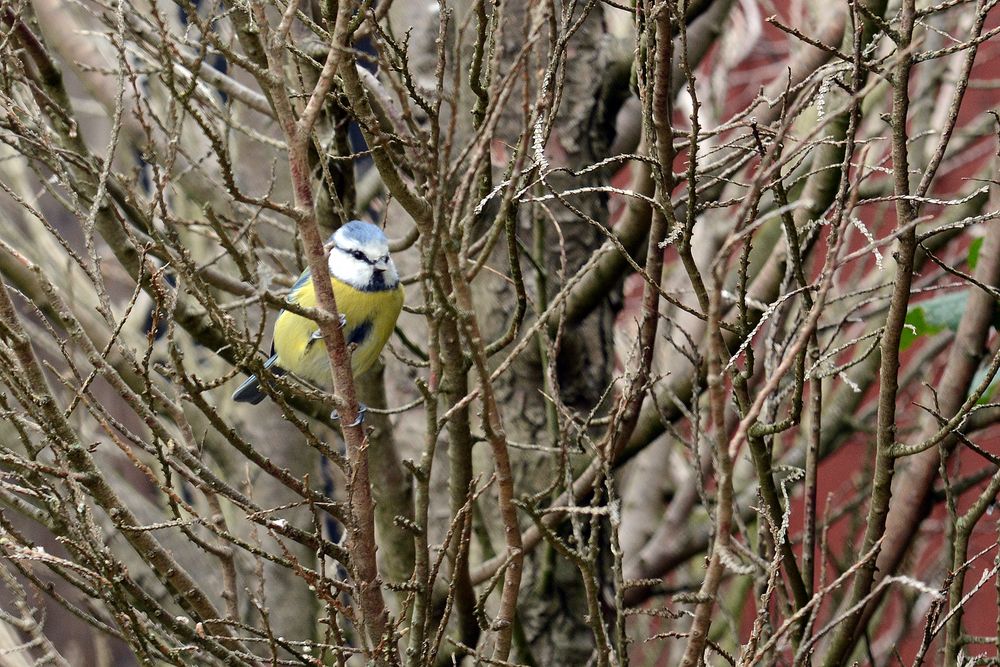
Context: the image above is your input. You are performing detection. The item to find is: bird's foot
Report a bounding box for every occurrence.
[310,315,346,341]
[330,403,367,427]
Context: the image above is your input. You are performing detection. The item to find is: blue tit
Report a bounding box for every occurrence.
[232,220,404,406]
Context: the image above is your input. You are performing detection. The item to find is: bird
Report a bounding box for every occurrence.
[232,220,404,421]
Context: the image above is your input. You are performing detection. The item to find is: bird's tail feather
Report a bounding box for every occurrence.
[232,355,283,404]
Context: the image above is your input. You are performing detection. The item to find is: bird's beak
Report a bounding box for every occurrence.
[373,259,388,272]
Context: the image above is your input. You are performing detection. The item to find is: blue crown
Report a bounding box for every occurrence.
[338,220,387,245]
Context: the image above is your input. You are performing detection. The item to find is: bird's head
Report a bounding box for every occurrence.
[328,220,399,291]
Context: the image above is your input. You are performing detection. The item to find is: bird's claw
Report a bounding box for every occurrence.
[310,315,346,342]
[330,403,367,427]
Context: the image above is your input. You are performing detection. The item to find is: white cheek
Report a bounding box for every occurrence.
[329,255,371,285]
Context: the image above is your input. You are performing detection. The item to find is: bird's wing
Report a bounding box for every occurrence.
[234,265,317,403]
[283,271,383,349]
[286,267,313,304]
[268,266,314,357]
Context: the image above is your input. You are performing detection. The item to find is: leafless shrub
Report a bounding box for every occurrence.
[0,0,997,665]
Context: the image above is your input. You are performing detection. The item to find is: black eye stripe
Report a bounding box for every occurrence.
[340,247,374,264]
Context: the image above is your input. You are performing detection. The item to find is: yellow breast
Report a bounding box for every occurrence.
[272,277,404,386]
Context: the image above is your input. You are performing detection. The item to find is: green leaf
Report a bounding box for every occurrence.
[969,361,999,404]
[968,236,983,270]
[901,290,969,350]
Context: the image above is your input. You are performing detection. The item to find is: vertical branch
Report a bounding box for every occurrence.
[802,355,822,597]
[440,308,479,651]
[834,0,999,638]
[248,2,397,662]
[443,250,522,663]
[821,0,918,662]
[945,470,1000,661]
[679,271,734,666]
[637,2,727,663]
[404,374,438,666]
[608,0,676,457]
[357,366,415,585]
